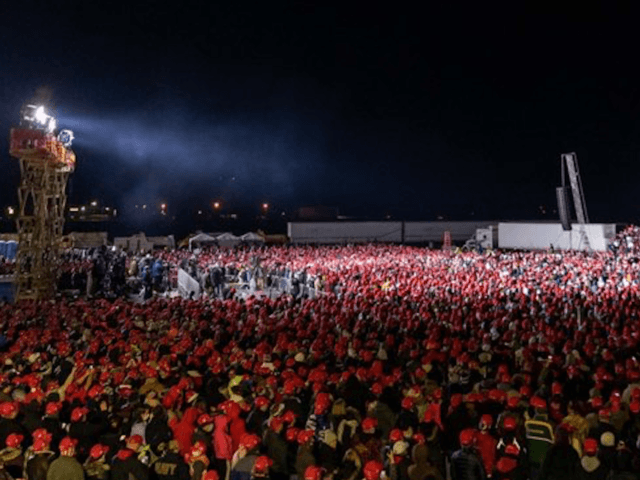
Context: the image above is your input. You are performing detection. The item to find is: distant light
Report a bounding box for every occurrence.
[69,207,79,212]
[161,203,167,209]
[143,205,147,209]
[7,207,14,215]
[81,206,86,212]
[213,202,221,209]
[262,203,269,210]
[90,200,98,207]
[105,207,110,211]
[46,118,57,134]
[34,106,47,124]
[198,210,203,215]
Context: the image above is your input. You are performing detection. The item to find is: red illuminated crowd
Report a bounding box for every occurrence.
[0,227,640,479]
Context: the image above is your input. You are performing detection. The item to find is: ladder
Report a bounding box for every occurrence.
[561,152,591,252]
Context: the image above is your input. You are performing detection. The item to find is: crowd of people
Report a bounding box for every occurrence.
[0,227,640,479]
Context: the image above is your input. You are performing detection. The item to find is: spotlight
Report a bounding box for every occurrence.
[20,104,58,134]
[34,106,48,124]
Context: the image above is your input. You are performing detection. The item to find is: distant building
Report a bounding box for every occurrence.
[114,232,175,253]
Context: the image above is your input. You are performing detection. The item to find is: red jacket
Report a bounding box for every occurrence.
[229,417,247,454]
[214,415,233,460]
[476,431,498,477]
[169,407,201,456]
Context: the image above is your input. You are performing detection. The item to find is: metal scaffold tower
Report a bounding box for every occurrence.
[9,105,76,300]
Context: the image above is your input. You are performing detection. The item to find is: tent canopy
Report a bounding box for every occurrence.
[188,233,218,250]
[240,232,265,242]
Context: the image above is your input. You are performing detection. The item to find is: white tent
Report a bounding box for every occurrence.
[189,232,218,250]
[216,232,241,248]
[240,232,265,243]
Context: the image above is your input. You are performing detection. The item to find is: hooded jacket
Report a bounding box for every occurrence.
[213,415,233,461]
[169,408,200,457]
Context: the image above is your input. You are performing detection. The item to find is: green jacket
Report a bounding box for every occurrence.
[47,456,85,480]
[525,417,554,467]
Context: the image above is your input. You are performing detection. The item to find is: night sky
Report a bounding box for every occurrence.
[2,2,640,233]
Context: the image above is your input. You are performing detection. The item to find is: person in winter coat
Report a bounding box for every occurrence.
[250,456,272,480]
[151,440,190,480]
[524,398,554,480]
[386,440,410,480]
[492,444,526,480]
[192,414,215,460]
[69,406,109,460]
[262,418,288,480]
[294,430,316,480]
[224,402,246,455]
[407,442,443,480]
[0,402,27,451]
[186,441,209,480]
[537,426,580,480]
[587,409,618,471]
[213,414,233,480]
[366,398,397,441]
[169,406,201,458]
[230,434,261,480]
[577,438,610,480]
[25,429,55,480]
[451,429,485,480]
[83,444,110,480]
[111,435,149,480]
[0,433,24,479]
[245,397,269,437]
[475,415,497,478]
[46,437,85,480]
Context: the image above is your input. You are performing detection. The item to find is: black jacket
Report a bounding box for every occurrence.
[151,451,190,480]
[451,447,485,480]
[25,450,54,480]
[537,444,580,480]
[111,449,149,480]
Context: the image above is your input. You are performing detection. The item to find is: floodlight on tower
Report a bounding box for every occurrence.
[9,98,77,300]
[34,106,48,125]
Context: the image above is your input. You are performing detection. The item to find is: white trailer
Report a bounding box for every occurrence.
[498,223,616,252]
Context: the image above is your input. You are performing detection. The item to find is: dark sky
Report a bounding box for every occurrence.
[2,2,640,229]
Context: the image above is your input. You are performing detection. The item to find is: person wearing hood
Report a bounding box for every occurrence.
[169,403,201,458]
[213,414,233,480]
